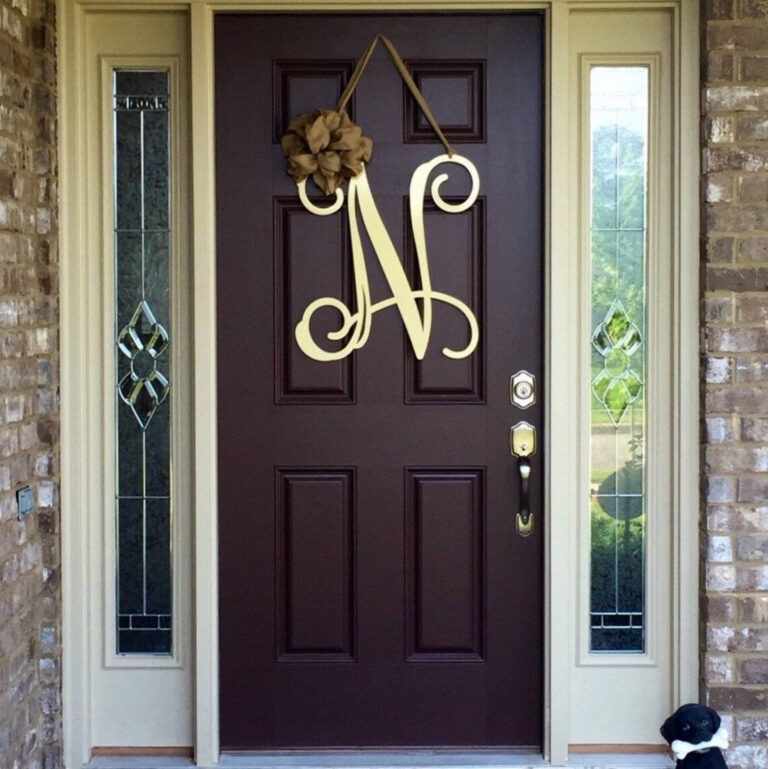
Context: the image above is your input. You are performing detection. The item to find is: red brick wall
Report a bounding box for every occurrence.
[0,0,60,766]
[705,2,768,767]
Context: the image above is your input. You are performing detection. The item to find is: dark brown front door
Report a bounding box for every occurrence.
[216,13,544,751]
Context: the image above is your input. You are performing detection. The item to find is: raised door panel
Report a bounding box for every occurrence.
[275,468,355,661]
[405,469,485,661]
[405,198,485,403]
[274,199,355,402]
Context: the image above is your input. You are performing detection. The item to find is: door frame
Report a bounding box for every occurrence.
[59,1,700,766]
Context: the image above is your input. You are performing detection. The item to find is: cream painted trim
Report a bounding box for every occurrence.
[60,1,699,766]
[61,1,92,764]
[62,6,193,766]
[546,1,572,764]
[189,3,220,766]
[75,0,681,7]
[567,6,684,743]
[672,0,700,710]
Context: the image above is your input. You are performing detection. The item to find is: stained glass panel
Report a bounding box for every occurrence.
[114,70,172,655]
[589,66,648,653]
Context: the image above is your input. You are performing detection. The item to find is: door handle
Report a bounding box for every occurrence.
[510,421,536,537]
[517,457,532,536]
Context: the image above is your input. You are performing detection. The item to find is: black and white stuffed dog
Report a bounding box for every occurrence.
[661,704,729,769]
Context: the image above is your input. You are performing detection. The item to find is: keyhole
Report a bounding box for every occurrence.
[516,382,532,399]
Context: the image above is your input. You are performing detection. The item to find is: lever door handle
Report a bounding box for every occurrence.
[510,421,535,537]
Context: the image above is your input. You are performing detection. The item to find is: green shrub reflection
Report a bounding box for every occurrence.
[590,501,645,651]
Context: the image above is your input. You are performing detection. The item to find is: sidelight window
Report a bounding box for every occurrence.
[588,66,648,653]
[113,70,172,655]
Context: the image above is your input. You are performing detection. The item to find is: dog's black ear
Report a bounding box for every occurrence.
[660,716,675,744]
[706,706,721,733]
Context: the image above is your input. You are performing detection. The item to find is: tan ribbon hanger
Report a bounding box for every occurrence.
[336,34,455,158]
[281,34,456,195]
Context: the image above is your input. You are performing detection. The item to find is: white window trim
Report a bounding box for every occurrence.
[59,1,700,766]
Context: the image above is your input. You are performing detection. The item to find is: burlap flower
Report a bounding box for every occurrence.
[281,109,373,196]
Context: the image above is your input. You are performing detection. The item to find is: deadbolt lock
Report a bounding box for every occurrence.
[510,370,536,409]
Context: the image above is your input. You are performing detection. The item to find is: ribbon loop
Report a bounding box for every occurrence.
[337,34,455,158]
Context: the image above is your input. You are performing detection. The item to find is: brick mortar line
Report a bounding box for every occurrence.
[707,20,768,25]
[705,624,768,632]
[705,383,768,388]
[703,437,761,444]
[703,171,768,176]
[706,564,768,568]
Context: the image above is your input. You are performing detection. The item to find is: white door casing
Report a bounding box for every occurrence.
[59,1,700,766]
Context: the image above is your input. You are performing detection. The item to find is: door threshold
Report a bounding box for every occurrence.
[84,756,549,769]
[219,754,548,768]
[216,754,673,769]
[84,753,674,769]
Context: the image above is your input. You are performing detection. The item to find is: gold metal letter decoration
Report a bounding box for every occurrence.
[294,155,480,362]
[280,35,481,363]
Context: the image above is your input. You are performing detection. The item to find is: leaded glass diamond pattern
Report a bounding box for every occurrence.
[117,300,170,429]
[591,299,643,425]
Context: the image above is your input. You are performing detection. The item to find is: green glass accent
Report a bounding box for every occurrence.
[604,300,642,352]
[591,368,611,400]
[604,348,629,377]
[605,304,630,345]
[591,325,613,357]
[603,378,632,425]
[625,371,642,399]
[590,299,643,426]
